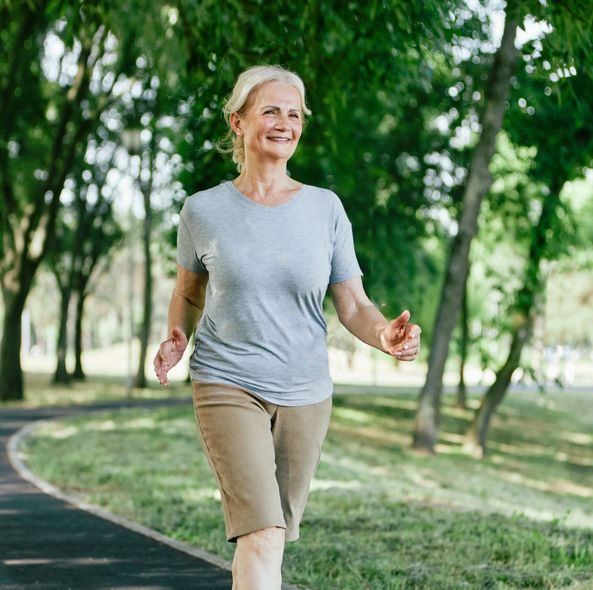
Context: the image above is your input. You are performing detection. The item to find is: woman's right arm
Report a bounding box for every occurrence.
[154,264,209,385]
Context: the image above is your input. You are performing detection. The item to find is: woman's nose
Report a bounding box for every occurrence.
[274,113,289,129]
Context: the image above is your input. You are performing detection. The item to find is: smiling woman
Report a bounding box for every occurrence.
[152,64,421,590]
[229,80,305,205]
[217,65,312,176]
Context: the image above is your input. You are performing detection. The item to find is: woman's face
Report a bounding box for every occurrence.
[232,82,303,166]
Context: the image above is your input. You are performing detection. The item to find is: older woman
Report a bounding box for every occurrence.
[154,65,421,590]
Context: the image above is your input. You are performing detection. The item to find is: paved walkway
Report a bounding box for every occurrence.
[0,397,234,590]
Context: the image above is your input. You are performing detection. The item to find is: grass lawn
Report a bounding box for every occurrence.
[18,384,593,589]
[2,371,189,408]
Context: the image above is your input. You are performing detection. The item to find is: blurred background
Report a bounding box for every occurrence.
[1,0,592,452]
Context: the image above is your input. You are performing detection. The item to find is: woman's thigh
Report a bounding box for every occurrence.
[272,395,333,541]
[192,381,286,542]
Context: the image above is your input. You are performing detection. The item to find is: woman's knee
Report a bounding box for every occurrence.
[237,526,286,558]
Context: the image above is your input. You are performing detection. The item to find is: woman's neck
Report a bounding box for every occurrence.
[233,163,300,200]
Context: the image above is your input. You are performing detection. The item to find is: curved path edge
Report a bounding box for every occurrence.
[8,417,231,571]
[5,405,301,590]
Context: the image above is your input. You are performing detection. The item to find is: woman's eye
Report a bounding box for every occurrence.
[290,113,300,119]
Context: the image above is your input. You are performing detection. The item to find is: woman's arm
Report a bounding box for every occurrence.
[168,264,209,340]
[329,276,421,360]
[154,265,209,384]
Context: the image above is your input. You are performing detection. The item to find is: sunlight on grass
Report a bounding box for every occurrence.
[331,406,374,423]
[362,396,418,411]
[554,452,593,467]
[438,432,466,444]
[4,372,190,409]
[119,416,158,429]
[434,443,468,454]
[488,440,562,458]
[181,488,221,502]
[310,479,363,492]
[19,389,593,590]
[497,471,593,498]
[47,424,80,439]
[561,431,593,446]
[331,422,410,447]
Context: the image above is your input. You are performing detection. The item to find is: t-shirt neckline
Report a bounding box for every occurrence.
[225,180,306,210]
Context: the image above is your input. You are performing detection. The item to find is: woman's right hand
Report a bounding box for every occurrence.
[153,326,188,385]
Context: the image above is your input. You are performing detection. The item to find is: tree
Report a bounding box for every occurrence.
[46,143,123,382]
[463,31,593,456]
[0,3,105,399]
[413,0,521,452]
[47,211,77,384]
[130,125,157,390]
[456,279,470,409]
[0,0,175,400]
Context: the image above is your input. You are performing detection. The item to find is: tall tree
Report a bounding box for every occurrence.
[133,127,157,389]
[463,32,593,456]
[70,182,122,381]
[464,179,563,456]
[0,0,173,400]
[46,144,122,382]
[413,0,521,452]
[0,4,102,399]
[456,279,469,409]
[47,212,77,384]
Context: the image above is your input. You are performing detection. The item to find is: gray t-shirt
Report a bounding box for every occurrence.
[177,180,363,406]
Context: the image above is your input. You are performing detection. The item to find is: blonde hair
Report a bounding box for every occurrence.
[217,65,312,172]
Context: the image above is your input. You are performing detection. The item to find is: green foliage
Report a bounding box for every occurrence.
[167,0,486,330]
[45,150,123,294]
[4,0,593,395]
[459,9,593,368]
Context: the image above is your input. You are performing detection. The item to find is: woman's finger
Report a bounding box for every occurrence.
[395,344,420,358]
[405,324,421,341]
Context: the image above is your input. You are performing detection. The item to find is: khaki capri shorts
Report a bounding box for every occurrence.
[191,381,332,543]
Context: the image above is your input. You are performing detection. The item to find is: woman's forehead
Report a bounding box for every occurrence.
[251,82,301,108]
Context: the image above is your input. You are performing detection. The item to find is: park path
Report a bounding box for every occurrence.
[0,396,235,590]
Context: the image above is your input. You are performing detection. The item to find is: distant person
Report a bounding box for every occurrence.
[154,64,421,590]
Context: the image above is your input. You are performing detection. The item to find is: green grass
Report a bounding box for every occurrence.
[19,387,593,589]
[3,371,188,408]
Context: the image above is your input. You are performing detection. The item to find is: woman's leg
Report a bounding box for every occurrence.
[191,382,288,587]
[273,395,333,541]
[233,526,285,590]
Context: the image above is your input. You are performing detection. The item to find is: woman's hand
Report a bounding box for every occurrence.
[379,310,421,361]
[153,327,188,385]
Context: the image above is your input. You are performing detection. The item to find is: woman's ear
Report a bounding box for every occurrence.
[230,112,242,137]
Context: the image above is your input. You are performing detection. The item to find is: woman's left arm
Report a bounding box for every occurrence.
[329,277,421,361]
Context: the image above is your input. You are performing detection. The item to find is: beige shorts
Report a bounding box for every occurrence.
[191,381,332,543]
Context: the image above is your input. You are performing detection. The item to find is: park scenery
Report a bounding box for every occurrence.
[1,1,593,589]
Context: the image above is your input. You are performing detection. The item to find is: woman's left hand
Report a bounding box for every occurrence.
[379,309,421,361]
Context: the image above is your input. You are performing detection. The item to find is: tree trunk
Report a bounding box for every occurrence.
[0,28,102,402]
[72,290,87,380]
[412,2,520,452]
[134,188,153,389]
[0,290,27,401]
[53,285,72,384]
[463,182,563,456]
[133,130,155,389]
[456,280,469,409]
[463,314,533,457]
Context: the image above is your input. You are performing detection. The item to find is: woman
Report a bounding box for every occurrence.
[153,65,421,590]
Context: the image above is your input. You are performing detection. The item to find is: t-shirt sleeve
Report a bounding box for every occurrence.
[176,205,208,273]
[329,198,363,284]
